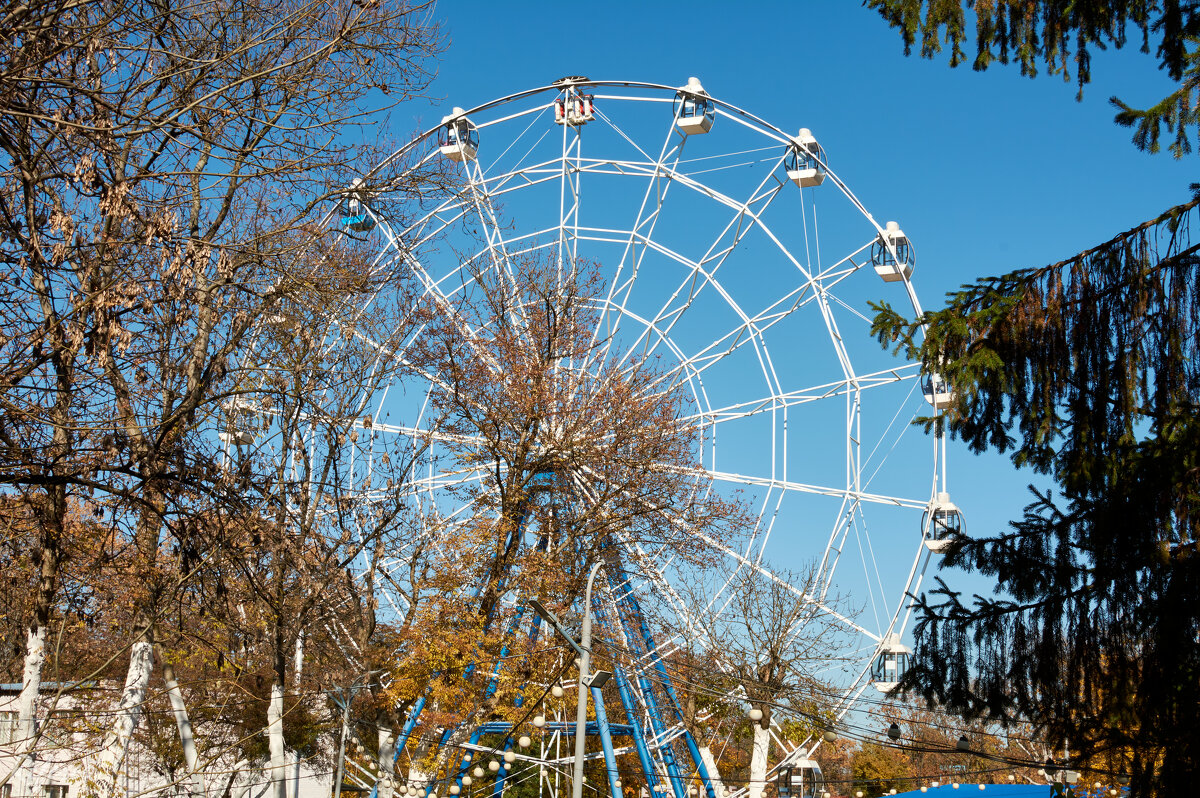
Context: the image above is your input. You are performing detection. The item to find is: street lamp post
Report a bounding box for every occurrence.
[330,671,382,798]
[572,562,603,798]
[530,562,611,798]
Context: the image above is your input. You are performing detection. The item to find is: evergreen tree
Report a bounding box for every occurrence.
[866,3,1200,795]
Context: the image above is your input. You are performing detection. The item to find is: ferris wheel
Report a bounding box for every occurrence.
[320,78,963,798]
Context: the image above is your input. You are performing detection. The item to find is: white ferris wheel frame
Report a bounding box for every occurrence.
[315,78,952,775]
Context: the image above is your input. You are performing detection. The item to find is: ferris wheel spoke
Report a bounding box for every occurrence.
[690,467,924,510]
[459,160,541,335]
[614,489,877,642]
[681,363,920,425]
[370,214,509,378]
[611,154,791,374]
[556,101,581,272]
[585,110,690,372]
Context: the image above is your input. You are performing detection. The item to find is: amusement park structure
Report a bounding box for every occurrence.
[229,77,969,798]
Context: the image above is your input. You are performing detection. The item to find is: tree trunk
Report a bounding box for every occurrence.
[158,644,205,798]
[268,681,287,798]
[377,726,396,798]
[94,640,155,797]
[748,723,770,798]
[407,729,434,791]
[13,624,47,798]
[697,746,725,798]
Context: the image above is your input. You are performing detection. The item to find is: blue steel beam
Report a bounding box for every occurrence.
[611,570,719,798]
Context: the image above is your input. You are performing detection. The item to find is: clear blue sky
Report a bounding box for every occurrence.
[392,0,1186,637]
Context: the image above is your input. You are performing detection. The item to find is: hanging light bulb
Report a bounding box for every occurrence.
[888,723,901,741]
[747,708,763,722]
[519,735,531,748]
[533,715,546,728]
[450,789,460,797]
[488,761,500,773]
[552,685,565,698]
[504,751,516,763]
[462,777,472,786]
[473,767,483,778]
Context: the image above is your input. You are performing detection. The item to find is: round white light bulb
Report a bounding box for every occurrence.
[552,685,564,698]
[488,761,500,773]
[519,736,531,748]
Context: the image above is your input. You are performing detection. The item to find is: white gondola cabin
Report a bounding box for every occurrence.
[674,77,714,134]
[219,397,258,447]
[439,107,479,162]
[218,429,254,447]
[871,633,911,692]
[922,492,964,553]
[786,128,825,187]
[871,221,914,282]
[778,760,824,798]
[921,370,954,410]
[340,178,374,232]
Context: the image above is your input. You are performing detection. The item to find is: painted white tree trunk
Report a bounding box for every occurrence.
[748,724,770,798]
[161,656,205,798]
[406,721,436,791]
[94,640,154,797]
[268,682,287,798]
[292,634,304,685]
[698,746,726,798]
[13,625,47,798]
[377,727,397,798]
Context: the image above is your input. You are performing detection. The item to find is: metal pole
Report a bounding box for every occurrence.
[573,562,604,798]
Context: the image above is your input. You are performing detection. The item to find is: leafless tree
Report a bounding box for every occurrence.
[0,1,443,795]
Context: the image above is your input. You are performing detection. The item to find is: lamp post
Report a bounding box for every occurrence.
[330,671,382,798]
[530,562,610,798]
